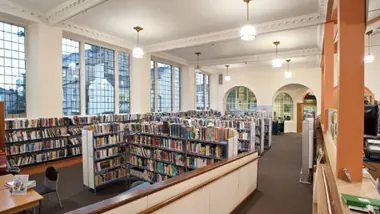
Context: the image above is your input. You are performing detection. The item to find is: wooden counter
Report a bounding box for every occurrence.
[321,127,380,213]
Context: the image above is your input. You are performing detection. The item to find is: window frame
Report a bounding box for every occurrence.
[118,52,130,114]
[62,38,81,116]
[195,72,210,110]
[84,43,116,115]
[225,86,257,113]
[0,21,27,118]
[150,60,181,112]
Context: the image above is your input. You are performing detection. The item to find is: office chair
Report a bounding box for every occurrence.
[34,166,63,208]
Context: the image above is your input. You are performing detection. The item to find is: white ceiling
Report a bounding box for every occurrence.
[167,26,318,61]
[69,0,319,45]
[11,0,67,14]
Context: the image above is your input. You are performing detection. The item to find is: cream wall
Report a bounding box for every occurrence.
[213,67,322,115]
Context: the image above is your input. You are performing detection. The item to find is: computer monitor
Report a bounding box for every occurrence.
[364,104,378,136]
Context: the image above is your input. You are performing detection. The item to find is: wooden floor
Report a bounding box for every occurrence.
[20,156,82,175]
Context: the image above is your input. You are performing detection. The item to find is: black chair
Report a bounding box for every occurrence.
[35,166,63,208]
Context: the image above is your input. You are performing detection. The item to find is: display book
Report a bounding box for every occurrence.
[82,122,128,192]
[4,114,140,168]
[124,120,237,183]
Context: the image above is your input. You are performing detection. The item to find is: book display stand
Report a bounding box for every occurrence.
[82,123,128,193]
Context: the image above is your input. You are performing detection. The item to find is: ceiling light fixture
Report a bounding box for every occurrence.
[195,52,202,73]
[240,0,256,41]
[132,26,144,59]
[225,65,231,81]
[272,41,283,68]
[365,31,374,63]
[284,59,292,79]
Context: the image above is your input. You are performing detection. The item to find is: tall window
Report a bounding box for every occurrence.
[225,86,257,113]
[196,73,204,110]
[150,61,181,112]
[195,73,210,110]
[85,44,115,115]
[205,75,210,109]
[150,61,155,112]
[0,22,26,118]
[157,63,172,112]
[118,52,130,113]
[273,92,293,120]
[173,66,181,112]
[62,38,80,116]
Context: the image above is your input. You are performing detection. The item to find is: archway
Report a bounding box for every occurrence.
[224,86,257,115]
[273,84,317,133]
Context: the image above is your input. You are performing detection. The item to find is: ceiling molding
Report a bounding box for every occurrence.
[59,21,135,49]
[145,13,323,53]
[318,0,328,21]
[46,0,109,25]
[151,52,189,66]
[0,0,45,23]
[191,48,321,66]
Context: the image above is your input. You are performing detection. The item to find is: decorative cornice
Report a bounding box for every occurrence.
[145,13,323,53]
[151,52,189,66]
[46,0,109,25]
[318,0,327,21]
[59,21,135,50]
[0,0,45,23]
[191,48,321,66]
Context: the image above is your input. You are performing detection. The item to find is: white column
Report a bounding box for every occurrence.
[26,23,63,118]
[210,74,219,110]
[130,53,151,114]
[181,66,196,111]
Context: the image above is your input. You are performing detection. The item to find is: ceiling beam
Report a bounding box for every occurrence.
[145,13,323,53]
[46,0,109,25]
[190,48,321,67]
[366,16,380,34]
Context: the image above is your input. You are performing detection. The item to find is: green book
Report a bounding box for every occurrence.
[341,193,380,209]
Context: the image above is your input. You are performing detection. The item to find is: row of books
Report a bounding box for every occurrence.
[68,137,81,146]
[132,135,184,152]
[129,156,154,171]
[156,161,184,177]
[6,128,65,143]
[95,167,127,186]
[95,147,120,160]
[8,149,68,167]
[187,156,215,169]
[128,122,232,143]
[238,132,250,140]
[91,123,123,134]
[214,120,252,129]
[95,156,125,172]
[130,146,153,157]
[68,127,82,135]
[95,134,124,148]
[186,142,223,158]
[6,139,66,155]
[69,147,81,156]
[154,150,185,166]
[156,174,170,182]
[238,141,250,151]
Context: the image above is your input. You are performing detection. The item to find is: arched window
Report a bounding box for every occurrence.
[273,92,293,120]
[225,86,257,113]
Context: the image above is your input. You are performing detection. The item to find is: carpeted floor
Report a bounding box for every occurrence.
[30,163,130,214]
[233,133,313,214]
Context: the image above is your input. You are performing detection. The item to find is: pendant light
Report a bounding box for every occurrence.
[284,59,292,79]
[272,41,283,68]
[195,52,202,73]
[240,0,256,41]
[132,26,144,59]
[365,31,374,63]
[225,65,231,81]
